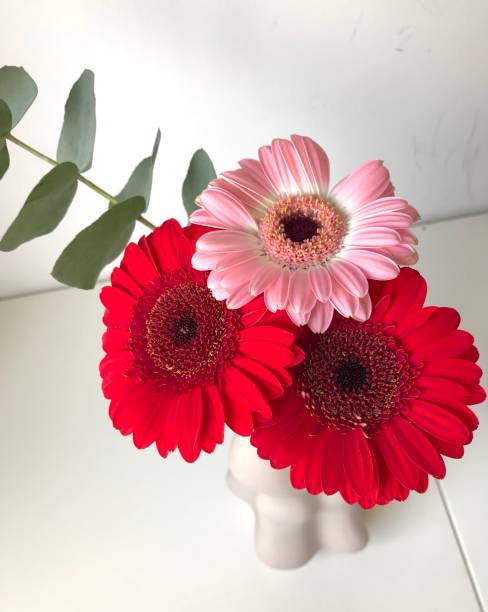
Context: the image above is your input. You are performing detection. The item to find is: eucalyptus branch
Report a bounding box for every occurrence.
[6,133,156,231]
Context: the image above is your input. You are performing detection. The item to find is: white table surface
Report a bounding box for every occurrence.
[0,213,487,612]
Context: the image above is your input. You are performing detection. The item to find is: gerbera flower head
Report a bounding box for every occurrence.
[251,268,485,507]
[100,219,303,463]
[191,135,419,332]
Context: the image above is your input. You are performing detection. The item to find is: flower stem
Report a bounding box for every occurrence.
[5,133,157,231]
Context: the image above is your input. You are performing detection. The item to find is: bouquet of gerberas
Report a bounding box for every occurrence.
[1,67,485,509]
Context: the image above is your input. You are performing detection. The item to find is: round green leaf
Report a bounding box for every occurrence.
[52,196,145,289]
[0,140,9,180]
[57,69,96,172]
[0,99,12,137]
[0,66,38,128]
[113,130,161,211]
[0,162,79,251]
[182,148,216,217]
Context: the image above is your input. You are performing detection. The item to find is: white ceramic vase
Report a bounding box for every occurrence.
[227,435,368,569]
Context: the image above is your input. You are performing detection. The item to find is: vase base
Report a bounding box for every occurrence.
[227,435,368,569]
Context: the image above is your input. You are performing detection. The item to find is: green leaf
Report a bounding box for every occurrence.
[0,162,78,252]
[182,148,216,217]
[0,66,38,128]
[57,69,96,172]
[52,196,145,289]
[113,130,160,211]
[0,140,9,180]
[0,98,12,137]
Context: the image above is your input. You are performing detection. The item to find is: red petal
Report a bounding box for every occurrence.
[342,428,374,497]
[239,325,295,347]
[232,355,284,399]
[290,455,307,489]
[178,386,203,455]
[411,330,474,361]
[405,400,474,443]
[467,384,487,405]
[238,340,298,369]
[100,286,136,320]
[389,416,446,478]
[381,268,427,325]
[200,384,225,445]
[322,430,344,495]
[305,432,328,494]
[156,220,193,270]
[268,414,314,469]
[110,267,144,299]
[416,377,468,403]
[420,359,482,385]
[223,366,271,418]
[427,434,464,459]
[121,242,159,288]
[372,426,421,489]
[102,328,130,352]
[403,307,460,348]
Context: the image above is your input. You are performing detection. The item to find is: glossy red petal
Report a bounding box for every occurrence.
[342,428,374,497]
[120,242,159,288]
[389,416,446,478]
[110,267,144,299]
[420,359,482,385]
[231,355,284,399]
[404,400,473,444]
[305,433,328,494]
[238,340,298,369]
[239,324,295,347]
[416,377,469,403]
[372,426,421,489]
[200,384,225,445]
[322,430,344,495]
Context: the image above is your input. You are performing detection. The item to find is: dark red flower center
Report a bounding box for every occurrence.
[297,320,420,435]
[282,213,321,243]
[129,271,241,390]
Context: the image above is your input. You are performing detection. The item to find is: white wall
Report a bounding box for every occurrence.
[1,0,488,297]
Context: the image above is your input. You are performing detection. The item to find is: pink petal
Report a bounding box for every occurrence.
[264,269,291,312]
[331,160,393,210]
[288,269,317,314]
[328,258,368,297]
[269,139,303,195]
[286,305,311,326]
[309,266,332,302]
[354,294,372,321]
[191,250,228,270]
[212,176,271,214]
[198,187,259,232]
[345,227,401,247]
[217,256,263,288]
[353,197,415,218]
[226,283,255,309]
[249,261,281,296]
[196,229,260,253]
[353,212,414,230]
[190,208,230,230]
[259,144,287,195]
[290,135,330,196]
[339,249,400,281]
[308,301,334,333]
[329,283,359,318]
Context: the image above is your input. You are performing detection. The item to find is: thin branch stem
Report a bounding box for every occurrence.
[5,133,156,231]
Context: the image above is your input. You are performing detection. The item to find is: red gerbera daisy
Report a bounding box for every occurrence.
[251,268,485,507]
[100,219,303,462]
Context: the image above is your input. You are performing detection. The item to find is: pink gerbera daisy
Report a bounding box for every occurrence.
[191,135,419,332]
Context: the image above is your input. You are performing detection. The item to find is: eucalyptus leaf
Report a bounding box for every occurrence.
[0,163,78,252]
[0,66,38,128]
[57,69,96,172]
[0,140,9,180]
[113,130,160,211]
[0,98,12,137]
[182,148,216,217]
[52,196,145,289]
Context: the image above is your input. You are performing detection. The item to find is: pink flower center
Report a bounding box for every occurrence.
[297,320,420,435]
[259,195,347,268]
[129,271,241,390]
